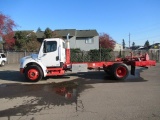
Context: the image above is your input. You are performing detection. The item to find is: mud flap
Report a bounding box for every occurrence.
[131,65,135,75]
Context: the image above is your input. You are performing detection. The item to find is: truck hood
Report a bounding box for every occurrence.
[20,53,38,64]
[31,53,38,60]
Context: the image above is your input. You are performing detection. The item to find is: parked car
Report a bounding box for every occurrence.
[0,53,7,66]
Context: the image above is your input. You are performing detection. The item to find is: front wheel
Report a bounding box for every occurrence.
[111,63,129,80]
[25,65,43,82]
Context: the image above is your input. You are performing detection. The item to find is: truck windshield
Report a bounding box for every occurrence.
[43,41,57,53]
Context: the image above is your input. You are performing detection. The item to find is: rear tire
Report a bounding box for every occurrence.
[111,63,129,80]
[25,65,43,82]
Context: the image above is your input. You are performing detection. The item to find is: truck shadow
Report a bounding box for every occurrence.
[0,70,26,82]
[0,70,71,83]
[66,67,148,84]
[0,67,148,83]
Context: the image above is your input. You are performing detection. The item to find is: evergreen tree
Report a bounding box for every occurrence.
[132,42,135,47]
[44,27,53,38]
[37,27,42,32]
[131,42,136,50]
[144,40,150,48]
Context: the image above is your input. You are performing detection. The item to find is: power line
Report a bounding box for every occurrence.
[135,35,160,41]
[131,22,160,35]
[131,26,160,36]
[121,23,160,41]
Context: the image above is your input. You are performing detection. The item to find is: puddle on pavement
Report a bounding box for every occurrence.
[0,81,93,117]
[0,81,80,100]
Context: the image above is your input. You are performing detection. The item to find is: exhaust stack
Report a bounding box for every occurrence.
[66,33,70,64]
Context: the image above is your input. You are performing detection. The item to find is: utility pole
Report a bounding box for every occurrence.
[129,33,130,49]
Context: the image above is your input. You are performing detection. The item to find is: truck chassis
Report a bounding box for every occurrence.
[20,50,156,82]
[20,38,156,82]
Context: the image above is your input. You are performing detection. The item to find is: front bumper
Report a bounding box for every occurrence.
[20,68,24,74]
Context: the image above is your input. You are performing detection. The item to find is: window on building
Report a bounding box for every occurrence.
[85,38,94,44]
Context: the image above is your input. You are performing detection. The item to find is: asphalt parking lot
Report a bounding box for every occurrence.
[0,63,160,120]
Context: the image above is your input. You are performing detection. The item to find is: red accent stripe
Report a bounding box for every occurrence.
[132,60,156,67]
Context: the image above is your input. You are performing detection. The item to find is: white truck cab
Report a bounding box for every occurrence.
[38,38,66,67]
[20,38,66,82]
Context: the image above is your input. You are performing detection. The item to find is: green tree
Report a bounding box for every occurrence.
[14,31,40,51]
[14,31,27,50]
[131,42,136,50]
[122,39,125,49]
[44,27,53,38]
[144,40,150,48]
[25,32,40,51]
[132,42,135,47]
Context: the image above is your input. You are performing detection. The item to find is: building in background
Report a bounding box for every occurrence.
[54,29,99,51]
[113,43,123,51]
[36,29,99,51]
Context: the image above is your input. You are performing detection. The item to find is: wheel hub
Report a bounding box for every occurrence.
[28,69,39,80]
[116,67,126,78]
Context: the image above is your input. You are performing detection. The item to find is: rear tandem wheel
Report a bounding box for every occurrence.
[104,63,129,80]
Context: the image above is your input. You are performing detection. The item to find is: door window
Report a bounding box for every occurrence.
[44,41,57,53]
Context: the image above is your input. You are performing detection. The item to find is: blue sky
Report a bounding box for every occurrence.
[0,0,160,46]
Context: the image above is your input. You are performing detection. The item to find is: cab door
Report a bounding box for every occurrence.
[40,40,60,67]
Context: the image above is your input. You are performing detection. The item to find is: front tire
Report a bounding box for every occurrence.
[25,65,43,82]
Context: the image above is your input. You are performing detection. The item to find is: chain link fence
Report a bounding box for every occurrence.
[70,49,160,63]
[70,49,112,62]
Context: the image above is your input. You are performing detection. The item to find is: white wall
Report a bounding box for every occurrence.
[114,43,123,51]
